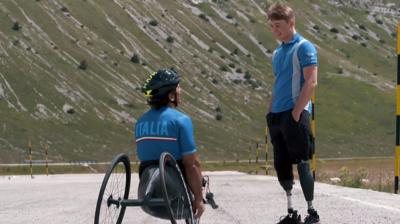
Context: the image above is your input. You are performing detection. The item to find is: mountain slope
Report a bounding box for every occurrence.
[0,0,398,163]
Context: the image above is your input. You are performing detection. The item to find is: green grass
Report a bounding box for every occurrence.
[0,0,397,163]
[316,74,394,157]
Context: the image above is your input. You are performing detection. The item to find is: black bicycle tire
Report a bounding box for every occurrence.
[159,152,195,224]
[94,153,131,224]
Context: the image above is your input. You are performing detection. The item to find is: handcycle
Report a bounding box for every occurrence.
[94,152,218,224]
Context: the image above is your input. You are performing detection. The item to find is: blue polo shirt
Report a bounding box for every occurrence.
[271,33,318,113]
[134,107,197,161]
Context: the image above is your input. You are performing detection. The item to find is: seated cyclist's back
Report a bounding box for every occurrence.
[134,68,205,219]
[135,106,196,162]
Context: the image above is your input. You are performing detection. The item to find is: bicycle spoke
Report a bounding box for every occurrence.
[95,154,130,224]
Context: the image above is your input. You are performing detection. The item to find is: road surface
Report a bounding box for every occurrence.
[0,171,399,223]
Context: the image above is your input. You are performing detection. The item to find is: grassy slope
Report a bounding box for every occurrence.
[0,0,398,163]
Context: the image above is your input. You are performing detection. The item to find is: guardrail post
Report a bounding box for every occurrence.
[28,140,33,179]
[45,144,49,176]
[311,94,317,180]
[265,126,269,175]
[395,22,400,194]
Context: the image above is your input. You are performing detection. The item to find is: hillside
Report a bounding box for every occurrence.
[0,0,398,163]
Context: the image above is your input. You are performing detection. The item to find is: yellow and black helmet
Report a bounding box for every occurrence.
[142,69,181,100]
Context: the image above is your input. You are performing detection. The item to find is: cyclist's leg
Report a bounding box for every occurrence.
[138,163,162,201]
[138,162,170,219]
[139,160,159,179]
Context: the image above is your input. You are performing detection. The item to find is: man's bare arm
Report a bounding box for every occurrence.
[292,65,318,121]
[182,153,205,218]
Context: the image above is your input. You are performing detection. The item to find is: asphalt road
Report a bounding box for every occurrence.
[0,171,399,224]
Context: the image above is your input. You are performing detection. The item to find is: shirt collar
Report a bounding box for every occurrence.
[282,33,300,45]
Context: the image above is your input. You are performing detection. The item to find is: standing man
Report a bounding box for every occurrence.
[266,2,320,224]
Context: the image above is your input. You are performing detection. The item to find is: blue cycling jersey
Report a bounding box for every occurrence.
[134,107,197,161]
[271,33,318,113]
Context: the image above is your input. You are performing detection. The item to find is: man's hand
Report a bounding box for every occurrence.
[291,109,301,122]
[193,199,205,219]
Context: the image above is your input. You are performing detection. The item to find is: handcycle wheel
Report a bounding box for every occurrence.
[94,153,131,224]
[159,152,197,224]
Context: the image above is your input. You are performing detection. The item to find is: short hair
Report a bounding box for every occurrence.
[266,2,295,22]
[148,89,176,110]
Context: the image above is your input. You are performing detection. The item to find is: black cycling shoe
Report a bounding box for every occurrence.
[303,209,320,224]
[276,209,302,224]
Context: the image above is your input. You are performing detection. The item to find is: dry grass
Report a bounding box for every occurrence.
[201,157,395,193]
[1,158,395,193]
[211,158,396,193]
[314,158,394,192]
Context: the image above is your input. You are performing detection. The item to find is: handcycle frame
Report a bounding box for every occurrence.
[94,152,207,224]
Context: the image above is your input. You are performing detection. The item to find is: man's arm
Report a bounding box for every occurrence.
[182,153,205,218]
[292,65,318,121]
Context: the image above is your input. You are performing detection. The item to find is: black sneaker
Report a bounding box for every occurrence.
[303,209,320,224]
[276,209,302,224]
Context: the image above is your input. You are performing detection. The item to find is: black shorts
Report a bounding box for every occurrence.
[139,160,187,180]
[266,109,314,164]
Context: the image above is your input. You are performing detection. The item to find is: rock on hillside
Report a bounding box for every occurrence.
[0,0,397,163]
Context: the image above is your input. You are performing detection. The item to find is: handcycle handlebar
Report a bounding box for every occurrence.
[202,175,219,209]
[205,192,218,209]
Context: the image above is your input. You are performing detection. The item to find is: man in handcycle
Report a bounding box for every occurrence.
[134,68,205,219]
